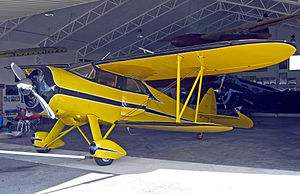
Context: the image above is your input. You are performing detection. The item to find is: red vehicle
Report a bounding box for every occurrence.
[4,106,41,137]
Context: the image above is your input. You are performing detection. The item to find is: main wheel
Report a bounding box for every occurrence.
[36,147,51,153]
[94,157,113,166]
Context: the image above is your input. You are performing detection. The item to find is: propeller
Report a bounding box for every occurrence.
[201,14,300,40]
[214,74,227,109]
[11,62,56,119]
[214,74,226,93]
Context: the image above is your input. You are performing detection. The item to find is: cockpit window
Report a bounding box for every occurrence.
[68,63,96,80]
[126,78,149,95]
[96,70,121,88]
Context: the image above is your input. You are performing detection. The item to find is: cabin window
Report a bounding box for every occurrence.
[68,63,96,80]
[97,70,121,88]
[126,78,148,94]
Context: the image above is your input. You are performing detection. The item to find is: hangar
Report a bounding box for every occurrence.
[0,0,300,193]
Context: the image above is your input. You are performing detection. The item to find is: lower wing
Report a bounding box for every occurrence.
[115,121,233,133]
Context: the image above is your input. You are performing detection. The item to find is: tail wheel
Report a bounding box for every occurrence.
[197,132,204,140]
[94,157,113,166]
[36,147,51,153]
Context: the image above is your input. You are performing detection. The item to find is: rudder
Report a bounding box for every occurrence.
[199,88,217,115]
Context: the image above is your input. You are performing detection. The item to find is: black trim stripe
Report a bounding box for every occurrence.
[59,88,146,110]
[97,147,123,154]
[115,121,221,127]
[145,108,191,122]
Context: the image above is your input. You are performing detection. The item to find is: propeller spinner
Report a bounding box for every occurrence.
[11,62,56,119]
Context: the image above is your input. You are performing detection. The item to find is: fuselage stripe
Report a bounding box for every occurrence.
[116,121,220,127]
[145,108,192,122]
[59,88,146,110]
[56,87,192,122]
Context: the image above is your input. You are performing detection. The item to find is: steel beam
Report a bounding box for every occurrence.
[108,2,220,58]
[37,0,128,47]
[218,0,300,15]
[76,0,190,61]
[113,0,300,57]
[0,16,29,39]
[219,1,300,28]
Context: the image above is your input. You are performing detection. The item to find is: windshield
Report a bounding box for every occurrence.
[68,63,96,80]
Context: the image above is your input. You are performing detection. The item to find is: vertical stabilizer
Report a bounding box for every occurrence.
[199,88,217,115]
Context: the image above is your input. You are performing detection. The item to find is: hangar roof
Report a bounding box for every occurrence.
[0,0,99,21]
[0,0,299,64]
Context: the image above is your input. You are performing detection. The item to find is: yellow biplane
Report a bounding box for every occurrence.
[11,39,296,166]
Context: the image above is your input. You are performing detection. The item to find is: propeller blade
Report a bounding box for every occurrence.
[16,78,33,90]
[219,74,226,90]
[249,14,300,33]
[11,62,26,80]
[32,89,55,119]
[201,14,300,40]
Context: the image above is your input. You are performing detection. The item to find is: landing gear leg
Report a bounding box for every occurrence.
[87,115,126,166]
[88,115,114,166]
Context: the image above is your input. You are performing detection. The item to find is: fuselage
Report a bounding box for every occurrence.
[25,65,199,125]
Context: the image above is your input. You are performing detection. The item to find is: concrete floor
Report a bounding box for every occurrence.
[0,116,300,193]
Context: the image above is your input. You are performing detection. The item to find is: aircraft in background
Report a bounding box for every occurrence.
[10,39,296,166]
[206,75,300,115]
[170,14,300,47]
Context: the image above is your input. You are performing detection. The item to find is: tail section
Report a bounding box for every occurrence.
[198,88,217,115]
[198,88,253,129]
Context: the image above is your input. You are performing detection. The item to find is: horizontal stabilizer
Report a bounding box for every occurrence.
[199,112,253,129]
[116,121,232,133]
[200,113,239,120]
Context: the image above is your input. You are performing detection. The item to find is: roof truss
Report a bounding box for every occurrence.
[103,0,300,58]
[0,16,29,39]
[76,0,191,61]
[37,0,128,47]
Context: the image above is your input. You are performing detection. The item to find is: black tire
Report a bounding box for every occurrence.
[36,148,51,153]
[94,157,113,166]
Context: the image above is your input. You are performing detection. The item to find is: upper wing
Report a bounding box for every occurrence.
[97,39,296,81]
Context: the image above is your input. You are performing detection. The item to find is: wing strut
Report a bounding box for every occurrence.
[176,55,183,122]
[195,58,205,122]
[176,55,205,123]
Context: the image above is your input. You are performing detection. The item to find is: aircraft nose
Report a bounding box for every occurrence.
[23,68,57,115]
